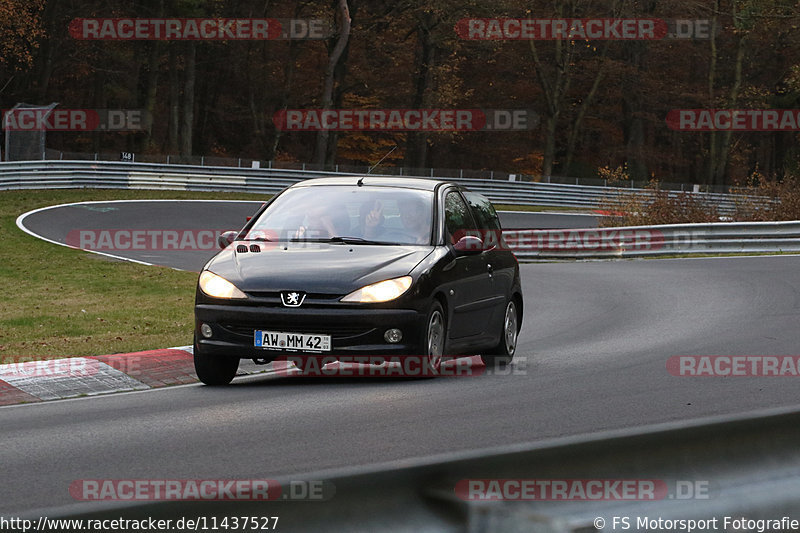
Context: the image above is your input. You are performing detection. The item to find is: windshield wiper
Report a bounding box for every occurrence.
[304,236,386,245]
[241,236,274,242]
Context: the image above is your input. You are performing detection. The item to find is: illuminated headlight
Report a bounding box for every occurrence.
[198,271,247,299]
[341,276,412,303]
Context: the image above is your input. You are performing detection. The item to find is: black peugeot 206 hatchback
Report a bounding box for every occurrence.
[193,176,523,385]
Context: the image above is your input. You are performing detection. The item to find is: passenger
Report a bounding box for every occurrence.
[398,196,430,244]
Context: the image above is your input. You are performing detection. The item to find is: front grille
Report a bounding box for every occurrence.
[245,292,342,301]
[223,324,375,340]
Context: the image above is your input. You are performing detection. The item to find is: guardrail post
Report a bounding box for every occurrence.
[238,158,241,167]
[94,153,98,161]
[167,155,170,164]
[201,156,204,166]
[430,168,434,177]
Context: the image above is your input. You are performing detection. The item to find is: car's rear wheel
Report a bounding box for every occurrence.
[481,299,518,369]
[424,301,446,375]
[193,336,239,385]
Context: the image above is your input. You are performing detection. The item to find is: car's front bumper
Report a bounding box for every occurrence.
[194,303,427,360]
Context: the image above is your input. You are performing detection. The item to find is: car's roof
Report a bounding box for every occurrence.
[291,176,454,191]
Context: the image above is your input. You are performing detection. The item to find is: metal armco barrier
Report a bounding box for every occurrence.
[0,159,751,213]
[32,405,800,532]
[2,160,793,259]
[504,220,800,259]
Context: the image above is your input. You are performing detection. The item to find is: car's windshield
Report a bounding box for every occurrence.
[245,185,434,245]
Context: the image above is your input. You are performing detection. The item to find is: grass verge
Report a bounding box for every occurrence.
[0,188,265,360]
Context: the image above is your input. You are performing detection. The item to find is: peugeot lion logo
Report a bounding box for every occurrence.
[281,291,306,307]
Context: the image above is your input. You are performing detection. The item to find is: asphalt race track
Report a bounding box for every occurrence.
[4,201,800,519]
[18,200,599,271]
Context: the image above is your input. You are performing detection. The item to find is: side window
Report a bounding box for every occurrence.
[444,191,477,239]
[465,191,501,231]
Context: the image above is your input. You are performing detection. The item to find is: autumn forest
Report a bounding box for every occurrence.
[1,0,799,188]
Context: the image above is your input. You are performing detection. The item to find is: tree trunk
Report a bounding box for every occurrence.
[36,0,58,100]
[707,5,719,187]
[269,39,300,160]
[712,34,746,188]
[529,3,573,179]
[622,43,648,181]
[403,11,437,170]
[180,41,196,157]
[563,42,609,175]
[313,0,351,167]
[139,41,161,152]
[138,0,163,153]
[167,45,179,154]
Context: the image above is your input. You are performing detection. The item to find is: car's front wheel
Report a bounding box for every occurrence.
[424,301,446,375]
[481,299,519,369]
[193,336,239,385]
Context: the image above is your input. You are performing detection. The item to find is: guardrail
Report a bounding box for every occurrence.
[4,160,794,259]
[33,405,800,532]
[0,159,750,213]
[43,147,735,192]
[504,220,800,260]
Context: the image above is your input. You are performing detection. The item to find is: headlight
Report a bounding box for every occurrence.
[341,276,413,303]
[198,271,247,299]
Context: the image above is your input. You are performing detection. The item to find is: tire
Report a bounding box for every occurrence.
[481,299,519,369]
[423,301,446,376]
[193,336,239,386]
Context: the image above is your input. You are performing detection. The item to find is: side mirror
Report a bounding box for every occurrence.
[218,231,237,249]
[453,235,484,255]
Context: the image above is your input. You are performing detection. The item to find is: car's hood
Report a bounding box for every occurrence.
[205,242,433,294]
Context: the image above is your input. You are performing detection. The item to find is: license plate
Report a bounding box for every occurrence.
[254,330,331,352]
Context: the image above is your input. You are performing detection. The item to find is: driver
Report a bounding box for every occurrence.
[295,204,347,239]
